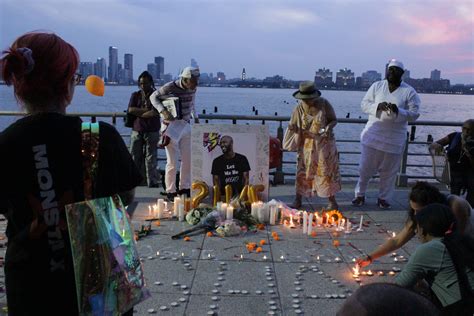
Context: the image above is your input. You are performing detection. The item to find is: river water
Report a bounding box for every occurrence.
[1,85,472,177]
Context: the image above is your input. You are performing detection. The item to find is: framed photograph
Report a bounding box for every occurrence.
[191,124,269,203]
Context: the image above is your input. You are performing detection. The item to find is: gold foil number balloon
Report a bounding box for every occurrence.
[85,75,105,96]
[225,185,233,204]
[191,181,209,208]
[213,185,220,206]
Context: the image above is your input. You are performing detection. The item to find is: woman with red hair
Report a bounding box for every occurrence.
[0,31,141,315]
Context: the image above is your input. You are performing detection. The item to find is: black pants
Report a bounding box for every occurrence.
[450,168,474,207]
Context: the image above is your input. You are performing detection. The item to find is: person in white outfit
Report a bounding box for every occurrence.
[353,59,421,209]
[150,67,199,200]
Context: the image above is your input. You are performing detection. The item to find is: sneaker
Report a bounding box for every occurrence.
[166,192,178,201]
[178,189,191,197]
[377,198,391,210]
[351,196,365,206]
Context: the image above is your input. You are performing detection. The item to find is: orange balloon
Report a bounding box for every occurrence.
[85,75,104,96]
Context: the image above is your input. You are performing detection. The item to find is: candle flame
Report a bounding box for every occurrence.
[353,264,360,276]
[181,252,185,257]
[156,251,160,256]
[289,214,296,228]
[392,232,396,238]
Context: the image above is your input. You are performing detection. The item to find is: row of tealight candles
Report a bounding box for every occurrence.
[148,199,167,219]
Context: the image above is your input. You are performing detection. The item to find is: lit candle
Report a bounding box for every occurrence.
[173,197,181,217]
[226,206,234,220]
[357,215,364,231]
[148,205,152,217]
[270,204,277,225]
[220,203,228,219]
[346,220,352,232]
[156,251,160,256]
[340,218,345,230]
[258,205,266,223]
[303,211,308,234]
[325,213,329,225]
[367,270,373,276]
[392,232,396,238]
[251,202,258,218]
[178,202,185,221]
[216,201,222,211]
[156,199,165,219]
[307,213,314,236]
[263,255,267,261]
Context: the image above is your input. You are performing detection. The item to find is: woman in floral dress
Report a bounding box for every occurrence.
[288,81,341,209]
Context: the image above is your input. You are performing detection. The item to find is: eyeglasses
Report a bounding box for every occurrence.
[73,73,82,85]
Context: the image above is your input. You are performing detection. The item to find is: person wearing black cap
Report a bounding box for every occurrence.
[287,81,341,209]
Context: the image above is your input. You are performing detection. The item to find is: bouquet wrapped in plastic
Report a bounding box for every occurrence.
[65,195,150,315]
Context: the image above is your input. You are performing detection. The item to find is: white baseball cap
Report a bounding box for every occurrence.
[387,59,404,70]
[180,66,200,78]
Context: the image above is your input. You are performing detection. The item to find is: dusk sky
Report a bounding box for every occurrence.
[1,0,473,84]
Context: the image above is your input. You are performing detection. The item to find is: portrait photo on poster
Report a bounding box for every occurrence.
[191,124,269,203]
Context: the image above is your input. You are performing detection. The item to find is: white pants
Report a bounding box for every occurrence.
[165,123,191,193]
[354,145,402,201]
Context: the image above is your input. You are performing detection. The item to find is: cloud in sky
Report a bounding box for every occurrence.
[1,0,473,83]
[388,1,473,46]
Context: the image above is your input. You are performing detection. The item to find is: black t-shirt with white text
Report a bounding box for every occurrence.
[0,112,142,314]
[211,153,250,196]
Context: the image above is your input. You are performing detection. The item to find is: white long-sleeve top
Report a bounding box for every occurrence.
[360,80,421,154]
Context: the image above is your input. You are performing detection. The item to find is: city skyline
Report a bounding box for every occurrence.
[78,46,453,84]
[1,0,473,84]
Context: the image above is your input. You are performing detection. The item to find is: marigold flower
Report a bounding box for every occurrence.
[184,236,191,241]
[257,223,265,230]
[310,231,317,237]
[256,247,263,253]
[154,221,161,227]
[260,240,266,246]
[206,232,213,237]
[333,240,340,247]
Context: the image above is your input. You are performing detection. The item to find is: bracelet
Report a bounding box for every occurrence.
[366,255,373,263]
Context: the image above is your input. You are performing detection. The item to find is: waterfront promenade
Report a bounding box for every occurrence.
[127,180,423,315]
[0,180,438,315]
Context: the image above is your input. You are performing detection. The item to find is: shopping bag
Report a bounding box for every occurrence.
[282,127,299,151]
[65,122,149,315]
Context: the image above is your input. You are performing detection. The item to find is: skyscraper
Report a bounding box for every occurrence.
[79,62,94,79]
[314,68,333,87]
[335,68,355,87]
[108,46,118,83]
[155,56,164,79]
[94,57,107,80]
[124,53,133,84]
[360,70,381,88]
[147,63,158,81]
[430,69,441,81]
[191,58,199,68]
[241,68,246,81]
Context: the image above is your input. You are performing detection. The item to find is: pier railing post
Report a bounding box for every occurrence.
[397,132,409,187]
[273,121,285,185]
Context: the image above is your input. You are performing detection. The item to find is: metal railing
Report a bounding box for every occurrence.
[0,111,463,186]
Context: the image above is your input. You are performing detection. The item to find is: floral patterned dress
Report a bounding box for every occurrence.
[290,99,341,198]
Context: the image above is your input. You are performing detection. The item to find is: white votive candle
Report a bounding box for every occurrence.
[173,197,181,217]
[226,206,234,220]
[303,211,308,234]
[307,213,314,236]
